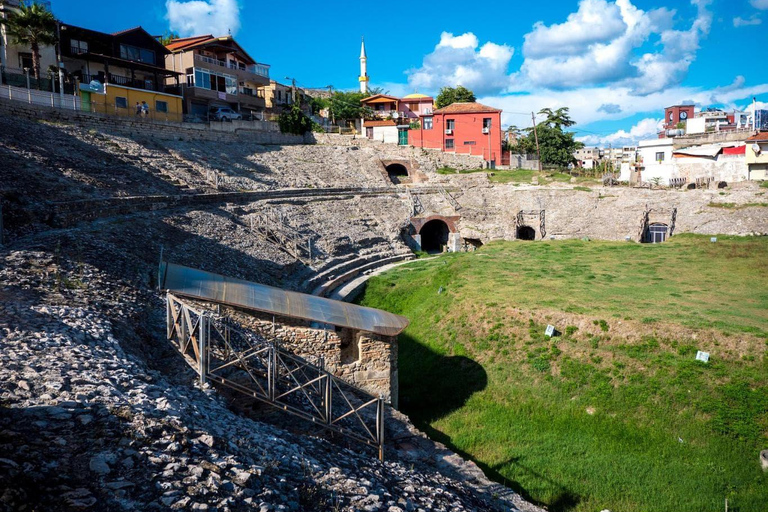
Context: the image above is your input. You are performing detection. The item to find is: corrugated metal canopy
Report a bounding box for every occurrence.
[159,262,409,336]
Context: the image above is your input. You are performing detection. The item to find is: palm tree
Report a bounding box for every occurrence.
[4,1,57,81]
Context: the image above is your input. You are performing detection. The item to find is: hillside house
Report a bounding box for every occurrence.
[58,24,183,120]
[164,35,270,120]
[409,102,503,166]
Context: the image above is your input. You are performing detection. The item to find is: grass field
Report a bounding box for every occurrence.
[435,167,599,185]
[357,235,768,512]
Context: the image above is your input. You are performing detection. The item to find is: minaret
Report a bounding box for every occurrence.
[359,37,369,94]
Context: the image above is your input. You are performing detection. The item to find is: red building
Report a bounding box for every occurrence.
[408,102,503,166]
[663,105,695,130]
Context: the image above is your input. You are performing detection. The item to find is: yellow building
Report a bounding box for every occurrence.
[80,82,184,122]
[59,24,184,121]
[745,132,768,181]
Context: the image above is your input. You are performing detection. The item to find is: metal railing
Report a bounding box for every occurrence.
[194,55,269,79]
[165,294,386,460]
[0,82,80,110]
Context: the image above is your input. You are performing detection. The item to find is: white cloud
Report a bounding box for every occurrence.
[751,0,768,10]
[479,81,768,129]
[733,15,762,27]
[577,118,663,146]
[519,0,711,95]
[406,32,514,95]
[166,0,240,37]
[522,0,628,58]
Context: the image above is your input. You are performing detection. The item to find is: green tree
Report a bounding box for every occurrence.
[534,124,584,168]
[435,85,476,109]
[538,107,576,130]
[278,104,313,135]
[157,31,180,46]
[513,107,583,167]
[4,1,57,81]
[328,91,372,124]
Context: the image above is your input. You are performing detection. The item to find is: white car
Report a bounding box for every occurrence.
[210,107,242,122]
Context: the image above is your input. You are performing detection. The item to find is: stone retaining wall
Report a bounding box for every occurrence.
[224,307,398,407]
[0,97,313,144]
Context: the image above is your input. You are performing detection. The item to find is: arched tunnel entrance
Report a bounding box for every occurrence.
[517,225,536,241]
[385,163,409,184]
[420,219,450,253]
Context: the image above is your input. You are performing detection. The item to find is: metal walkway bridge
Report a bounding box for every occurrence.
[161,263,409,460]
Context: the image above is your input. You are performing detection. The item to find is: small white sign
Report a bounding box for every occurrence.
[545,325,555,337]
[710,237,717,243]
[695,351,710,363]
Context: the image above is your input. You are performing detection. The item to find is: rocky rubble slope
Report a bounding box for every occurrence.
[0,247,539,512]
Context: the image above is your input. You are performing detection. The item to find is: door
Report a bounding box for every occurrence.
[647,224,668,243]
[366,127,373,139]
[398,129,408,146]
[80,91,91,112]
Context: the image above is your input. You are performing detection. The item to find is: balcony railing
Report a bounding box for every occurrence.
[81,73,171,94]
[194,54,269,79]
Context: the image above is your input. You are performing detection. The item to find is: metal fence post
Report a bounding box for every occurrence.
[267,344,275,401]
[377,395,385,462]
[166,295,173,339]
[199,314,208,385]
[324,373,331,425]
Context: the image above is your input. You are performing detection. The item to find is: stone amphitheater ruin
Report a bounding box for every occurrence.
[1,98,766,512]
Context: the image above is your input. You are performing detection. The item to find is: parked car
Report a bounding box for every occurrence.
[210,107,242,121]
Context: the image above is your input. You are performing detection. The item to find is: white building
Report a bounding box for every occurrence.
[637,139,675,184]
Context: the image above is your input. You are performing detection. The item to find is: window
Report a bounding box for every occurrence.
[655,152,665,162]
[115,96,128,109]
[156,100,168,113]
[277,90,282,101]
[18,52,32,70]
[192,68,236,94]
[483,118,492,129]
[423,117,433,130]
[71,39,88,54]
[408,102,419,112]
[445,139,454,149]
[119,44,155,65]
[446,119,455,131]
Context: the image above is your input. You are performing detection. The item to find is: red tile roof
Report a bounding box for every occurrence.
[433,102,501,114]
[746,131,768,142]
[165,35,215,51]
[364,120,396,127]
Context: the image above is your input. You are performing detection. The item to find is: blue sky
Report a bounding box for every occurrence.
[52,0,768,145]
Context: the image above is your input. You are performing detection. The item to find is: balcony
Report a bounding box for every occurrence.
[194,54,269,80]
[81,73,175,94]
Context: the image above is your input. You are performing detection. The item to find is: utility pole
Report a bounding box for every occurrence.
[285,76,296,106]
[532,112,542,172]
[56,22,64,107]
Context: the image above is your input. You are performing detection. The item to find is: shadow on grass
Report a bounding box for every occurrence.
[398,332,581,512]
[397,333,487,423]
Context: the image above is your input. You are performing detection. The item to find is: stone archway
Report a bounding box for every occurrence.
[419,219,451,253]
[410,215,460,253]
[385,163,409,184]
[517,225,536,240]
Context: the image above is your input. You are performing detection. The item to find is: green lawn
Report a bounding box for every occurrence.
[435,167,599,185]
[358,235,768,512]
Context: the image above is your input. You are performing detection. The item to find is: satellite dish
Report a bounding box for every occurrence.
[753,143,761,155]
[392,112,399,120]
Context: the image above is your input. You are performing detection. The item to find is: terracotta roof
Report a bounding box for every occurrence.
[361,94,399,104]
[433,102,501,114]
[364,120,396,127]
[165,35,215,51]
[746,131,768,142]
